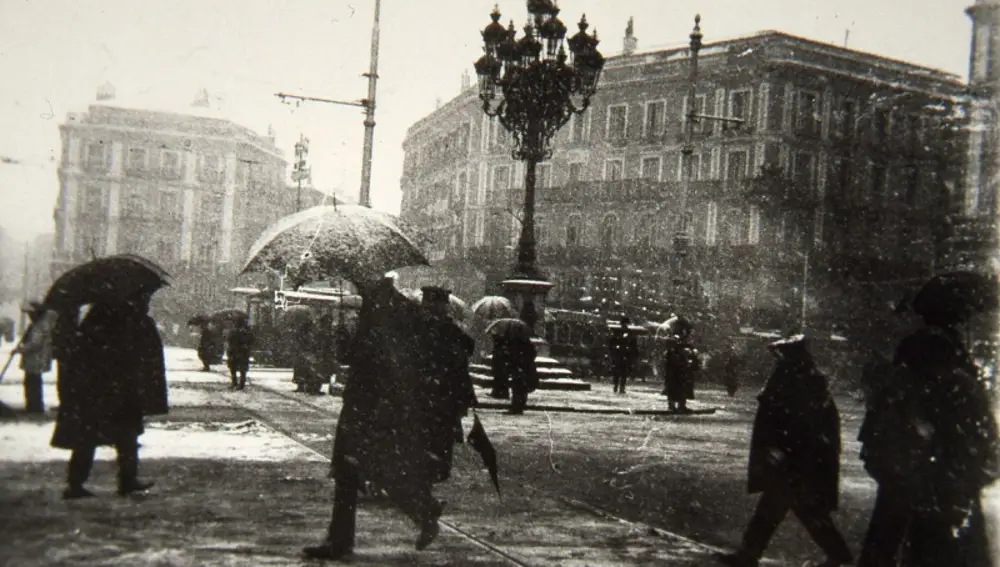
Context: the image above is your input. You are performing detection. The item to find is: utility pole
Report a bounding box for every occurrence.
[292,134,311,212]
[275,0,381,208]
[18,241,28,335]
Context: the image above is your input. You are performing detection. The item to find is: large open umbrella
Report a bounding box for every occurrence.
[471,296,516,321]
[241,205,430,288]
[44,253,170,309]
[211,308,249,326]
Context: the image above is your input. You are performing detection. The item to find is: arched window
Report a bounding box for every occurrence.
[600,214,621,251]
[635,214,655,249]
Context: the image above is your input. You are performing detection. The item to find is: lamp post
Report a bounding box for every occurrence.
[292,134,310,212]
[474,0,604,333]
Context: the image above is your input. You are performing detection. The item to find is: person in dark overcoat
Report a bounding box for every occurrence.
[723,343,745,398]
[226,317,254,390]
[493,331,537,415]
[418,286,477,482]
[196,321,224,371]
[608,317,638,394]
[662,324,699,412]
[303,278,469,560]
[858,307,999,567]
[50,291,168,500]
[716,335,853,567]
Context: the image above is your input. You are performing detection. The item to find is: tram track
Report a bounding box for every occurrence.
[236,379,725,563]
[234,381,531,566]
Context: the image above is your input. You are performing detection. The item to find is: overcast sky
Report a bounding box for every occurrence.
[0,0,976,243]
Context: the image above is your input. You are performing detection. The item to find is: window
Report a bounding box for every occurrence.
[725,207,745,245]
[796,90,820,136]
[904,165,919,204]
[155,239,176,262]
[457,172,469,204]
[726,151,749,181]
[570,111,587,143]
[644,100,665,136]
[678,153,702,181]
[747,205,761,245]
[641,156,662,180]
[535,216,549,247]
[635,214,654,249]
[874,108,890,143]
[730,90,751,123]
[123,184,144,217]
[566,215,582,246]
[705,201,718,246]
[974,24,991,81]
[793,152,815,189]
[606,104,628,139]
[127,148,148,172]
[536,163,552,188]
[198,194,220,223]
[837,98,856,138]
[871,164,887,201]
[159,190,180,219]
[490,165,510,203]
[161,151,182,179]
[194,235,218,265]
[604,159,624,181]
[600,214,620,251]
[86,142,107,171]
[83,186,103,214]
[199,154,224,183]
[567,162,583,184]
[491,119,510,148]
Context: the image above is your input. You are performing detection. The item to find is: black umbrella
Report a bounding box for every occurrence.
[910,271,997,325]
[466,412,501,498]
[211,308,249,326]
[188,314,211,326]
[44,254,170,309]
[483,317,533,341]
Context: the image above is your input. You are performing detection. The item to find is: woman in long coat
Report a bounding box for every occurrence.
[50,292,168,499]
[304,277,474,560]
[717,335,853,567]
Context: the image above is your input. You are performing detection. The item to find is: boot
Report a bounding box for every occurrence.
[117,440,154,496]
[62,486,96,500]
[65,448,96,499]
[714,550,759,567]
[302,543,353,560]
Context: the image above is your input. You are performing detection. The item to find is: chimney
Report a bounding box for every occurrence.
[192,88,211,108]
[623,17,637,55]
[461,69,471,91]
[96,81,116,101]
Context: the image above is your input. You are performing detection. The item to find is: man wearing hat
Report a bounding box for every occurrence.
[13,301,56,413]
[608,317,638,394]
[717,334,852,567]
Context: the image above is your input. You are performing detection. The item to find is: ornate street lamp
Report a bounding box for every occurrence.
[474,1,604,331]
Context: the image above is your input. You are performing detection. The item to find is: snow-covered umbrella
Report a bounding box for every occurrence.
[240,205,430,288]
[471,295,516,321]
[484,317,534,341]
[44,253,170,309]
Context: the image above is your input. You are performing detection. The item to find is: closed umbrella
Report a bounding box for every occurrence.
[241,205,430,288]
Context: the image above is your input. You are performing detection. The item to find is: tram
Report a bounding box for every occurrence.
[542,309,658,379]
[231,285,362,367]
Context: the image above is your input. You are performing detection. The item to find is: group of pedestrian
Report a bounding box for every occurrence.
[606,316,700,411]
[717,301,998,566]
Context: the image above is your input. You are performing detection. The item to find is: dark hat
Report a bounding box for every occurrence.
[620,316,631,326]
[768,333,808,351]
[421,286,451,304]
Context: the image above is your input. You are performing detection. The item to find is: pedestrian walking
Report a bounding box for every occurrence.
[14,301,56,413]
[716,335,853,567]
[50,291,168,500]
[304,278,475,560]
[226,317,254,390]
[608,317,638,394]
[858,292,999,567]
[491,319,537,415]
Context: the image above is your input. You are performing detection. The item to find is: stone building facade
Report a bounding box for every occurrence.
[53,86,328,343]
[399,27,970,339]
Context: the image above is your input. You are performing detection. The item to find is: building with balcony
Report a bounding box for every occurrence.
[399,25,969,339]
[53,85,330,343]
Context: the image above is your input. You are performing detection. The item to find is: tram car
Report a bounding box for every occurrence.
[542,309,658,379]
[230,285,361,367]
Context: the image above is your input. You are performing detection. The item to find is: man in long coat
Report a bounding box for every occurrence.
[15,301,56,413]
[196,321,224,371]
[858,307,999,567]
[51,291,168,499]
[662,323,699,412]
[608,317,638,394]
[303,278,474,560]
[717,335,853,567]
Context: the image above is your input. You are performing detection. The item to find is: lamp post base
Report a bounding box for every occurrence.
[501,277,553,356]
